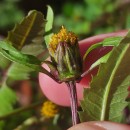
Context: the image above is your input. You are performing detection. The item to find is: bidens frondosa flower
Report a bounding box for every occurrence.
[48,26,82,82]
[41,101,59,118]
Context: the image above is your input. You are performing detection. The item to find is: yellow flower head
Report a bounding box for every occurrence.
[41,101,59,118]
[49,26,78,56]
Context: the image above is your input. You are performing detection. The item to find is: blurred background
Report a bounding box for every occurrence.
[1,0,130,38]
[0,0,130,130]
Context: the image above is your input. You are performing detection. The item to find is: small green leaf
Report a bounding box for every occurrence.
[0,85,16,116]
[79,31,130,122]
[7,63,34,80]
[83,36,122,61]
[82,52,111,77]
[21,43,44,56]
[0,40,42,71]
[0,53,10,69]
[44,6,54,46]
[6,10,46,50]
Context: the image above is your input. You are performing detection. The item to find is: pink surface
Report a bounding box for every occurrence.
[39,30,127,106]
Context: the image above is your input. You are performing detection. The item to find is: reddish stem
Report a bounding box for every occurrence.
[66,81,79,125]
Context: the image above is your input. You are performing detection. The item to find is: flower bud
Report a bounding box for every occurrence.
[48,26,82,82]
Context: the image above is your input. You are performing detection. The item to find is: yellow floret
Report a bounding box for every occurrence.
[41,101,59,118]
[49,26,78,56]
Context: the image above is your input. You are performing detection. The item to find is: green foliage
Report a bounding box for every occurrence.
[83,36,122,61]
[21,42,44,56]
[0,53,10,69]
[44,6,54,46]
[6,10,46,50]
[0,10,48,73]
[54,3,91,37]
[82,52,111,77]
[0,1,129,129]
[0,10,48,80]
[79,31,130,122]
[84,0,115,20]
[0,40,42,71]
[0,85,16,116]
[0,0,24,30]
[54,0,130,39]
[0,10,49,129]
[126,14,130,28]
[7,63,34,80]
[54,0,115,36]
[82,37,123,75]
[0,121,5,130]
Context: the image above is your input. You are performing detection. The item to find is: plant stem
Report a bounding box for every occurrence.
[0,100,43,120]
[40,67,61,83]
[66,81,79,125]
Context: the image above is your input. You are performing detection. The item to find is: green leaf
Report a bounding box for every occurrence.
[83,36,122,61]
[0,1,24,30]
[6,10,46,50]
[0,85,16,116]
[21,43,44,56]
[7,63,34,80]
[0,40,52,78]
[0,121,5,130]
[79,31,130,122]
[44,6,54,46]
[82,52,111,77]
[0,40,42,71]
[0,53,10,69]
